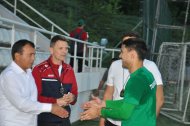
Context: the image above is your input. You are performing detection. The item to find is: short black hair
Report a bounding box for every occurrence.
[11,39,35,60]
[122,38,148,60]
[50,35,67,47]
[117,32,140,48]
[122,32,140,40]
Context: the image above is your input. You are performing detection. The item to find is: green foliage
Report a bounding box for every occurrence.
[7,0,141,47]
[119,0,140,15]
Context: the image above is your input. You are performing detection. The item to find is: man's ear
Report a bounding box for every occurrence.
[15,53,20,61]
[131,50,136,59]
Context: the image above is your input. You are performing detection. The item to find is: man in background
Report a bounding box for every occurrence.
[93,58,118,97]
[69,19,88,72]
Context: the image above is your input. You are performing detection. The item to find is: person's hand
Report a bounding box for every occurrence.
[91,95,102,104]
[63,92,75,105]
[51,104,69,118]
[99,118,105,126]
[80,104,101,121]
[57,93,75,106]
[56,97,67,106]
[82,95,102,110]
[81,101,93,110]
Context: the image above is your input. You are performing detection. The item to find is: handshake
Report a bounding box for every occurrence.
[51,92,76,118]
[80,95,106,121]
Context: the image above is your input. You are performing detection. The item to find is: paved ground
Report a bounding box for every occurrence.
[72,114,190,126]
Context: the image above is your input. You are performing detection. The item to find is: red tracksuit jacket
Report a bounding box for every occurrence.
[32,56,78,123]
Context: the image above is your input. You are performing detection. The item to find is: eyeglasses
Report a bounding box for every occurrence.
[120,89,124,97]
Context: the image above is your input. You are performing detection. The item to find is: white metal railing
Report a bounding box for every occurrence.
[87,46,105,72]
[1,0,122,72]
[2,0,69,36]
[104,48,120,58]
[0,17,120,73]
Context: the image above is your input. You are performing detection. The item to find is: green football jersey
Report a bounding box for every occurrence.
[101,67,156,126]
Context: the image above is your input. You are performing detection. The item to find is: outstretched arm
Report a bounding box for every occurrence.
[156,85,164,117]
[80,100,135,121]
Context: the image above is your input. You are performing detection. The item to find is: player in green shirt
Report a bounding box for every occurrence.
[80,38,156,126]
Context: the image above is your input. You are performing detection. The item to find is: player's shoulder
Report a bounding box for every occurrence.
[143,59,157,67]
[0,65,12,76]
[111,59,122,66]
[33,60,49,72]
[63,62,74,72]
[132,67,152,81]
[109,59,125,72]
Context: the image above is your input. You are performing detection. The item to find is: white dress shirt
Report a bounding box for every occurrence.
[106,59,163,126]
[0,61,52,126]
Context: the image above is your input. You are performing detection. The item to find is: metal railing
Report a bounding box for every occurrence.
[1,0,122,72]
[0,17,120,73]
[2,0,69,36]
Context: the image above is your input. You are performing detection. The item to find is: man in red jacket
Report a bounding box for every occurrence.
[69,19,88,72]
[32,35,78,126]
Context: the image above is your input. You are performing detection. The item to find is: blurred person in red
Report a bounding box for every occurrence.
[69,19,88,72]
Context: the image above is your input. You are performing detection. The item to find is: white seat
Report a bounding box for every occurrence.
[1,29,11,43]
[20,32,30,40]
[15,31,30,41]
[0,28,3,42]
[1,49,11,66]
[0,14,3,25]
[15,31,21,41]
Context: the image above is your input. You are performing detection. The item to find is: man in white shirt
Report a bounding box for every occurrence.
[0,39,68,126]
[99,33,164,126]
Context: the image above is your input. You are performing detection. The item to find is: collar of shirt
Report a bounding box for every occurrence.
[48,56,68,70]
[48,56,62,69]
[11,61,31,75]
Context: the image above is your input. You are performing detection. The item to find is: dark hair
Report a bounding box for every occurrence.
[50,35,67,47]
[122,32,140,40]
[11,39,35,60]
[122,38,148,60]
[117,32,140,48]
